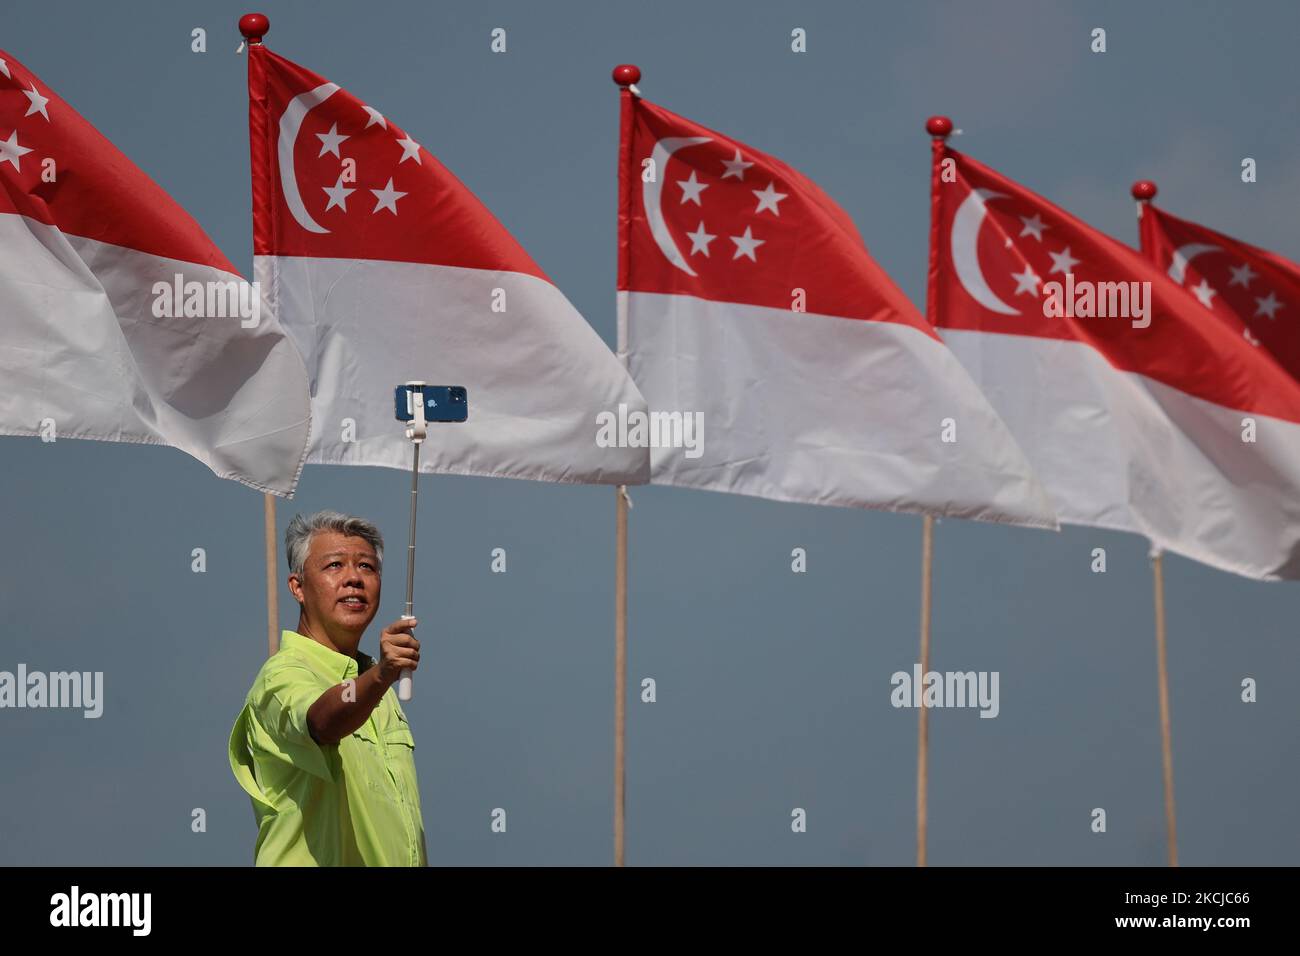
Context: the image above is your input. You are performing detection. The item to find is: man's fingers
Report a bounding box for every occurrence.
[385,644,420,665]
[378,620,421,680]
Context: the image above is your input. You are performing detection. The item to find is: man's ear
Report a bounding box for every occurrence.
[287,572,304,603]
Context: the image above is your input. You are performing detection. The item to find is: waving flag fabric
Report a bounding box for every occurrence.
[0,50,311,496]
[617,92,1055,527]
[1138,202,1300,380]
[248,45,648,485]
[929,144,1300,579]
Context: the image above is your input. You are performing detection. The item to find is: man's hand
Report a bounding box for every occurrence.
[377,617,421,686]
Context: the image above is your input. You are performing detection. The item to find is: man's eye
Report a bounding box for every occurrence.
[328,561,341,568]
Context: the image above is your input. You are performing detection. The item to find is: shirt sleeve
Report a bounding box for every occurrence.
[247,661,336,781]
[228,704,274,810]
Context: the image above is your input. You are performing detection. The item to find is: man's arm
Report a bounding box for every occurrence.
[307,618,420,745]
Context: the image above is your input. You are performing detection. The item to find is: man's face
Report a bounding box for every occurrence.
[289,531,381,638]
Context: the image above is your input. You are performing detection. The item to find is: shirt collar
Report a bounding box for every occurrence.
[280,629,375,680]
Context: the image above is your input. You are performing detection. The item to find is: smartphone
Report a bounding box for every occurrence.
[394,385,468,423]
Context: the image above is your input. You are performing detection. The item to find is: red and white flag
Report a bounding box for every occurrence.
[248,45,648,485]
[929,144,1300,579]
[1139,202,1300,378]
[0,50,311,496]
[617,93,1055,526]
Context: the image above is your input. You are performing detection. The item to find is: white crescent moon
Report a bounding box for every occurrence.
[1168,242,1223,284]
[644,136,711,275]
[278,81,340,234]
[951,188,1018,316]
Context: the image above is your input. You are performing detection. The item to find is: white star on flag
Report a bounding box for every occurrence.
[752,181,788,216]
[686,221,716,256]
[370,177,407,215]
[1011,264,1041,296]
[730,225,764,261]
[322,176,355,212]
[0,58,9,79]
[677,170,708,206]
[362,105,386,129]
[0,129,33,171]
[23,83,50,121]
[720,149,753,181]
[1228,262,1257,288]
[396,135,422,165]
[1191,279,1217,309]
[1019,213,1048,241]
[1255,291,1283,319]
[316,123,348,158]
[1048,245,1080,275]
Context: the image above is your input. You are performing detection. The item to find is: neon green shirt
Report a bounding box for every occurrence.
[228,629,427,866]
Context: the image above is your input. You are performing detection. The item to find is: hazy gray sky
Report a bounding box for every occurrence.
[1,0,1297,865]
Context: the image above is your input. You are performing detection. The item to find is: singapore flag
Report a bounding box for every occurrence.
[930,145,1300,580]
[0,50,311,496]
[617,92,1055,527]
[247,44,648,486]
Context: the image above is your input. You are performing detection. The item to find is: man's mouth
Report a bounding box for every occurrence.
[338,596,367,610]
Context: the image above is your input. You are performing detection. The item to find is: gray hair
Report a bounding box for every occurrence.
[285,510,384,577]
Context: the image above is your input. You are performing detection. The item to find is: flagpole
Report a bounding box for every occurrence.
[265,494,278,656]
[614,483,628,867]
[1131,179,1179,866]
[915,115,954,867]
[916,514,934,867]
[240,13,278,660]
[1150,548,1178,866]
[611,63,641,868]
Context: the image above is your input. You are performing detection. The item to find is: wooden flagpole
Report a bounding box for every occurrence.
[916,515,934,866]
[611,63,642,867]
[265,493,278,657]
[614,486,628,867]
[915,116,953,868]
[1151,549,1178,866]
[240,15,280,662]
[1131,181,1178,866]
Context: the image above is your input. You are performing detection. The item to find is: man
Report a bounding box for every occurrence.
[228,510,426,866]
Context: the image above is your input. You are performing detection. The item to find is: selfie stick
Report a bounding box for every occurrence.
[398,381,427,702]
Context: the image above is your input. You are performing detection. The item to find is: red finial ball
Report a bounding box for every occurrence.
[926,115,954,138]
[239,13,270,42]
[612,64,641,87]
[1131,180,1158,201]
